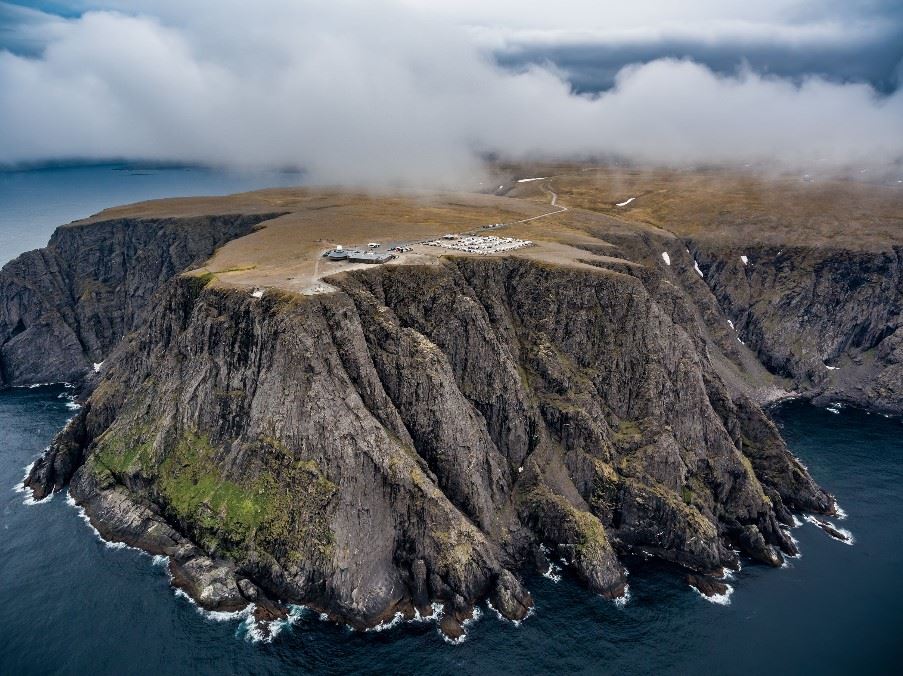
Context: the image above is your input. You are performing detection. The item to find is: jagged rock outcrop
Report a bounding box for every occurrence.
[691,243,903,411]
[25,255,833,631]
[0,213,280,387]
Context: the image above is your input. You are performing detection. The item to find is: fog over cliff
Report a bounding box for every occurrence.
[1,0,902,185]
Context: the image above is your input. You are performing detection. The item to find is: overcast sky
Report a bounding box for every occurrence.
[1,1,901,185]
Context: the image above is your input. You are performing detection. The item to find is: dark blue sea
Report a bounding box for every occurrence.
[1,167,901,674]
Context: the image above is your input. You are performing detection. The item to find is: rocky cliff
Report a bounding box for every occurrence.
[691,243,903,412]
[24,255,833,635]
[0,213,280,387]
[12,180,898,639]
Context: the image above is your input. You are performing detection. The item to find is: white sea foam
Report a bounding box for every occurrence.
[661,252,671,266]
[15,460,55,505]
[613,584,631,608]
[439,628,466,646]
[693,260,704,277]
[691,582,734,606]
[792,514,804,528]
[366,612,405,633]
[437,605,483,645]
[833,501,848,520]
[542,563,561,583]
[485,599,534,627]
[803,515,854,545]
[65,490,130,550]
[174,588,255,622]
[16,381,63,389]
[239,604,307,643]
[22,491,53,506]
[152,554,170,567]
[411,602,443,623]
[781,529,802,558]
[826,406,840,415]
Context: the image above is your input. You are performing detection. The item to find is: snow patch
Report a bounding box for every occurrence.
[740,255,749,265]
[661,252,671,266]
[727,319,735,330]
[93,361,104,373]
[693,260,704,277]
[517,177,547,183]
[250,289,264,299]
[615,197,636,207]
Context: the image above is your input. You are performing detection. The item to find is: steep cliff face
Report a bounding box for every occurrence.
[692,243,903,411]
[26,256,832,633]
[0,213,281,387]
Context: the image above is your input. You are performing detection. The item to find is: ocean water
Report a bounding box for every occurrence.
[0,163,302,265]
[1,392,900,675]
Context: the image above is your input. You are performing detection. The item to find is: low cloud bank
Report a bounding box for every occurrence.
[1,1,901,186]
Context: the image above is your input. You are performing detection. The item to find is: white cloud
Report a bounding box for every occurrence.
[0,1,901,186]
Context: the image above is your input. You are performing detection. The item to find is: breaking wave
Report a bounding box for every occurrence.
[173,588,254,622]
[13,460,53,505]
[691,583,734,606]
[803,515,855,545]
[613,584,631,608]
[64,490,131,551]
[833,501,848,520]
[237,605,309,643]
[485,599,534,628]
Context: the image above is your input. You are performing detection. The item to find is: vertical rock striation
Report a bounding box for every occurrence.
[0,213,281,387]
[25,256,833,631]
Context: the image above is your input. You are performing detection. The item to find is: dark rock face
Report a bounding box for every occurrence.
[0,213,280,387]
[692,244,903,411]
[686,574,728,598]
[24,256,833,630]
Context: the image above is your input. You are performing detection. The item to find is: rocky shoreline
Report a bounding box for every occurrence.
[6,196,898,640]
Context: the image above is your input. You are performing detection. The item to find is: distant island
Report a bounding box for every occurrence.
[7,164,898,641]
